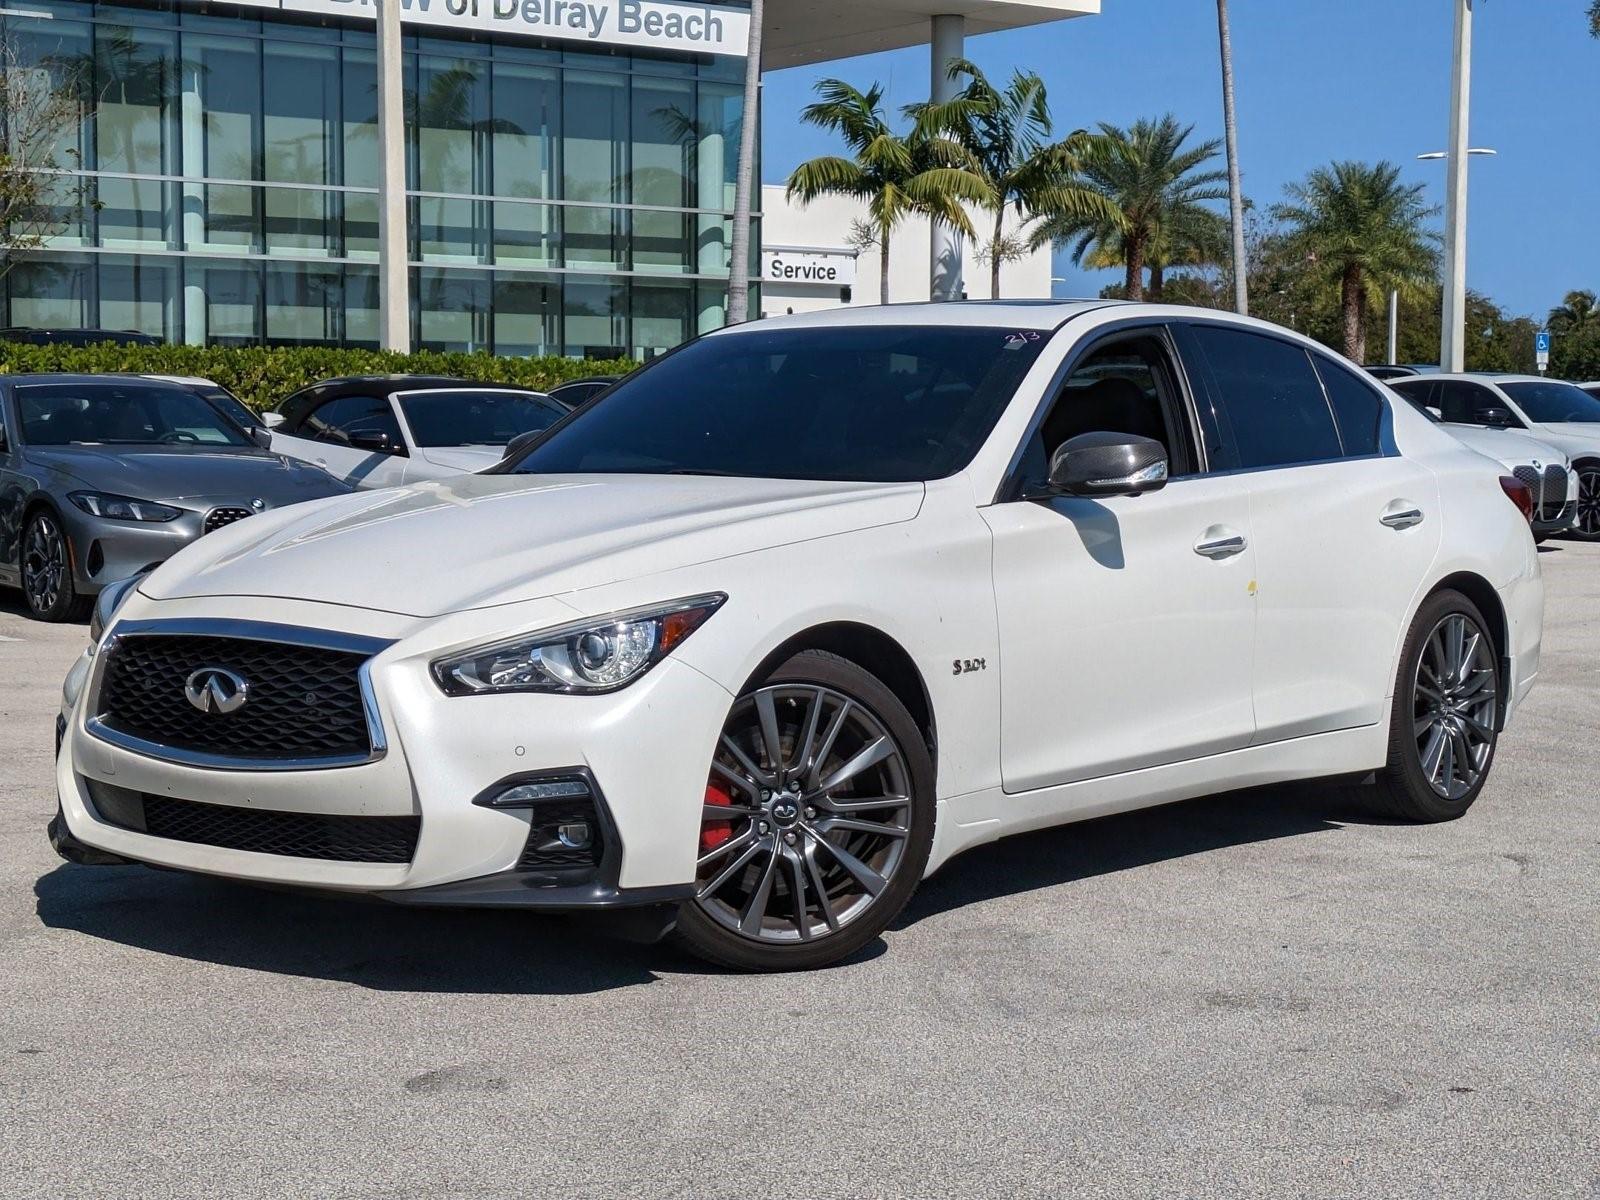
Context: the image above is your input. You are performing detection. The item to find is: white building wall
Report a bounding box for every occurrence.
[759,184,1055,317]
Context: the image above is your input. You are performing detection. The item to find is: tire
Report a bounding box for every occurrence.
[1570,462,1600,542]
[21,509,88,623]
[674,649,935,971]
[1361,589,1500,822]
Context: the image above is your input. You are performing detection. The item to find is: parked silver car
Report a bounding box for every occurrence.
[0,374,352,621]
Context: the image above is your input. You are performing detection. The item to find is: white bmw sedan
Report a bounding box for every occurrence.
[52,303,1543,971]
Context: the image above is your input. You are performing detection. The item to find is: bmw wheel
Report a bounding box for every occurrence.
[1364,589,1499,821]
[1571,463,1600,541]
[675,650,935,971]
[22,510,86,623]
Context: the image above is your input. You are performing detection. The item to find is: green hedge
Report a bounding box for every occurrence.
[0,343,637,412]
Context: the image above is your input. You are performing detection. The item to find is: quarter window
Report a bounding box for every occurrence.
[1312,356,1387,457]
[1184,325,1342,470]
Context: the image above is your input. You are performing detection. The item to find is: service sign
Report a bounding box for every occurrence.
[763,248,858,288]
[258,0,749,56]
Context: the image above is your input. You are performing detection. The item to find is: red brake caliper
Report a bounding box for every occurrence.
[700,777,736,855]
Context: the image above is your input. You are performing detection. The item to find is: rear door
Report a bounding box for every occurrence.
[271,394,410,489]
[1176,323,1440,742]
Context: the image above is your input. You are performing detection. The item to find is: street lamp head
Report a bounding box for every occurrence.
[1417,148,1497,160]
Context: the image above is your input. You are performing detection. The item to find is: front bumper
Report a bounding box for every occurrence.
[1532,500,1577,536]
[55,599,735,907]
[61,496,276,597]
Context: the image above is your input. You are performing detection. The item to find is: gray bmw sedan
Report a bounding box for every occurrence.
[0,374,353,621]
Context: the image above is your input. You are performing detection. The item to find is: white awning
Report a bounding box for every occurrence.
[764,0,1100,70]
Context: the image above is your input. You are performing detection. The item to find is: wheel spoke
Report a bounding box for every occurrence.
[819,816,908,839]
[738,847,782,935]
[819,793,909,813]
[807,825,886,897]
[697,835,761,893]
[807,700,852,790]
[754,689,786,781]
[719,733,775,790]
[819,735,894,793]
[1419,722,1447,783]
[783,849,811,941]
[703,802,760,822]
[793,688,826,783]
[802,842,840,933]
[710,758,763,801]
[1456,668,1495,700]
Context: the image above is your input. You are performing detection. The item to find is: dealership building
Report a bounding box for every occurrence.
[0,0,1096,357]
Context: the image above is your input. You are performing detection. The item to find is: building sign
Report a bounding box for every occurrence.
[251,0,750,56]
[763,247,858,287]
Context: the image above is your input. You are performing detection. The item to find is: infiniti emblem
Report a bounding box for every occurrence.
[184,667,250,715]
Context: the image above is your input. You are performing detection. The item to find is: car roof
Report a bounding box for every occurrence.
[0,372,193,386]
[1428,373,1550,385]
[292,375,539,396]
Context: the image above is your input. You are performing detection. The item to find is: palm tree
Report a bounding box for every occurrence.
[726,0,763,324]
[787,79,991,305]
[907,59,1114,298]
[1590,0,1599,37]
[1548,289,1599,337]
[1215,0,1249,313]
[1271,160,1439,363]
[1032,115,1228,301]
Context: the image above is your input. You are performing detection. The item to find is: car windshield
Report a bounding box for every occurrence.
[1499,381,1600,424]
[398,390,567,447]
[15,381,254,447]
[505,325,1050,482]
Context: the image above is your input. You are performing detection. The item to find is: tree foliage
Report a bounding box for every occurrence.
[0,41,93,282]
[787,80,992,304]
[908,59,1114,297]
[1032,114,1228,302]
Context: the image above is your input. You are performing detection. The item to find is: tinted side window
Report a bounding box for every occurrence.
[1184,326,1342,470]
[277,387,320,432]
[1312,356,1386,456]
[304,395,402,447]
[1437,381,1500,425]
[1389,378,1438,409]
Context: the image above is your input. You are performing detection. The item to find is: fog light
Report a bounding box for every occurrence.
[556,821,592,850]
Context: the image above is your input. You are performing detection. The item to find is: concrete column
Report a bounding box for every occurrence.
[697,95,728,332]
[929,14,965,302]
[1440,0,1471,373]
[180,65,206,346]
[375,0,411,353]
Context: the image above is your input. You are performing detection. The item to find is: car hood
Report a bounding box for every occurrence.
[24,445,351,504]
[1529,423,1600,452]
[142,472,926,616]
[415,446,503,474]
[1438,425,1566,470]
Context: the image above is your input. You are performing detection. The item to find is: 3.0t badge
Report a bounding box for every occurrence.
[184,667,250,715]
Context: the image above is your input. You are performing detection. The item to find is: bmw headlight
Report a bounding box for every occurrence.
[432,594,725,696]
[69,492,182,523]
[89,571,147,644]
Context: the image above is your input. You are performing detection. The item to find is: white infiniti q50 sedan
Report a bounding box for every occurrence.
[51,302,1544,971]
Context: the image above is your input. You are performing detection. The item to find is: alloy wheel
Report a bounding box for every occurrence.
[1411,612,1497,801]
[23,515,66,615]
[694,684,915,945]
[1577,468,1600,537]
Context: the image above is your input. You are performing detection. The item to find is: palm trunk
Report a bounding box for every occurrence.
[880,221,892,305]
[1125,233,1146,302]
[1217,0,1249,315]
[725,0,764,324]
[991,208,1005,298]
[1149,262,1165,301]
[1341,264,1363,361]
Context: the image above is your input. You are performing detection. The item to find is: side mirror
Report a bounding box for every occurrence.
[1048,432,1169,498]
[502,430,541,461]
[261,411,285,429]
[348,429,398,454]
[248,426,273,449]
[1475,406,1513,427]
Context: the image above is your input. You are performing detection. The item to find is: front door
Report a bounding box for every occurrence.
[984,327,1259,793]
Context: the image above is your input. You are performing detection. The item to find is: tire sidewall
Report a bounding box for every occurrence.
[1568,462,1600,542]
[674,649,936,972]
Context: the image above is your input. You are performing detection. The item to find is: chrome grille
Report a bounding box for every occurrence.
[203,506,254,534]
[90,623,388,768]
[1513,464,1571,521]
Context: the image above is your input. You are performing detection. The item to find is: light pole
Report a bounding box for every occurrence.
[1418,145,1494,370]
[1436,0,1477,373]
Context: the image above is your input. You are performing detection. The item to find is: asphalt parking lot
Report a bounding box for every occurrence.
[3,548,1597,1199]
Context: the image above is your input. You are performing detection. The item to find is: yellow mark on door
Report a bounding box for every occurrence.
[1247,579,1258,596]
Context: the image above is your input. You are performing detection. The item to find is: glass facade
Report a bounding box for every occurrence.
[0,1,756,359]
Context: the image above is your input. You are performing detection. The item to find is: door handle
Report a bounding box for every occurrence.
[1380,501,1425,530]
[1194,526,1248,559]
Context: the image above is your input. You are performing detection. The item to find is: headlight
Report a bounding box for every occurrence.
[69,492,182,523]
[432,594,725,696]
[89,571,146,644]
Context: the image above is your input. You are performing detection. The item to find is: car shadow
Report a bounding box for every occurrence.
[35,782,1380,992]
[0,588,88,623]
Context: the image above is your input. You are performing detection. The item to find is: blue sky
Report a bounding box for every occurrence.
[761,0,1600,322]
